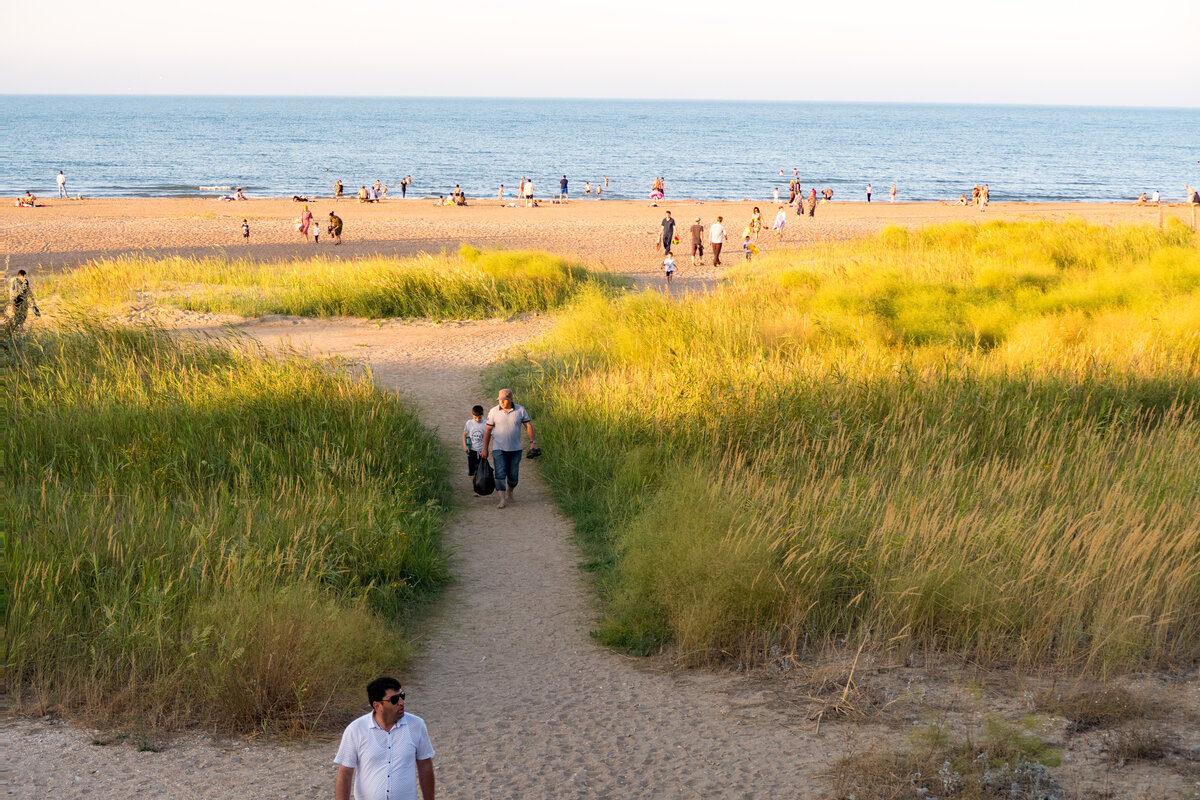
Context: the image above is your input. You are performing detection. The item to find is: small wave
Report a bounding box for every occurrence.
[198,185,234,191]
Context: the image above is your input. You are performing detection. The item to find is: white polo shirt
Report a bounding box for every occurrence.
[709,222,727,244]
[334,711,435,800]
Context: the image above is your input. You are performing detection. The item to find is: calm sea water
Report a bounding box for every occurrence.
[3,96,1197,203]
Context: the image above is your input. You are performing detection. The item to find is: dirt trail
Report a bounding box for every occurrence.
[237,317,846,797]
[5,314,857,799]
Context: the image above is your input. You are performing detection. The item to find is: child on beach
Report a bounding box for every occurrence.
[313,222,320,243]
[462,405,487,492]
[241,219,250,241]
[743,235,757,260]
[662,253,675,286]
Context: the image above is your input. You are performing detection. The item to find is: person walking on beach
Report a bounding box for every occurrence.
[748,207,763,243]
[298,205,313,242]
[401,175,412,198]
[334,677,435,800]
[482,388,537,509]
[525,179,535,207]
[328,211,343,245]
[559,175,568,203]
[57,171,67,199]
[772,205,787,238]
[890,183,897,203]
[334,180,343,201]
[866,183,872,203]
[662,252,675,287]
[773,187,780,203]
[709,216,727,266]
[242,219,250,241]
[659,210,676,256]
[690,216,705,266]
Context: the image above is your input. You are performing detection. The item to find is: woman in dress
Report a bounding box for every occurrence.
[299,205,313,242]
[748,207,763,243]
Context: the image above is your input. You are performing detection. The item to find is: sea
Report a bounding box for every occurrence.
[2,96,1197,203]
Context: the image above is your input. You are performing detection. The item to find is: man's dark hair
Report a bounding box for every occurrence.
[17,269,27,276]
[367,676,402,705]
[472,405,484,416]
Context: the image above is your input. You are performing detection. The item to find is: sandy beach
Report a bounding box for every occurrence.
[5,196,1197,283]
[5,198,1199,798]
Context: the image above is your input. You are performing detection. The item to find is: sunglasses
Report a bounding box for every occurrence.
[380,692,405,705]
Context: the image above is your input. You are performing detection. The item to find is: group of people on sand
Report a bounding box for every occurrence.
[954,184,990,210]
[290,205,343,244]
[1134,188,1200,205]
[332,176,412,202]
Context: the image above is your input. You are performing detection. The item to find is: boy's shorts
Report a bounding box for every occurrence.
[467,450,480,476]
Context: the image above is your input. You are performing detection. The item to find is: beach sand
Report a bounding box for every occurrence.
[4,196,1197,284]
[4,198,1199,798]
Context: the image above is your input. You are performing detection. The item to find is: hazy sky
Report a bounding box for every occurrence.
[6,0,1198,106]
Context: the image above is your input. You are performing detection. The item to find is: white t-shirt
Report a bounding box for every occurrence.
[663,256,675,273]
[464,418,486,452]
[709,222,727,244]
[334,712,435,800]
[57,173,66,186]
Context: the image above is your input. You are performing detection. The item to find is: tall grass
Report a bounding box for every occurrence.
[3,319,451,732]
[498,221,1200,672]
[43,245,613,319]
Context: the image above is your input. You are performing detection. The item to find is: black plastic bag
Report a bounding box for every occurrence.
[473,456,496,496]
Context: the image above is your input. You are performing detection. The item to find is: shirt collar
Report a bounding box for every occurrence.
[368,713,408,731]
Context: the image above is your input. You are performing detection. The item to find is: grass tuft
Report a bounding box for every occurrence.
[3,319,450,733]
[42,245,617,320]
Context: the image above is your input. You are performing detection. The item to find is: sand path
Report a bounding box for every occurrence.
[5,313,863,798]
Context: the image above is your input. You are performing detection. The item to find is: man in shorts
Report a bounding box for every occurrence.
[559,175,568,203]
[690,217,705,266]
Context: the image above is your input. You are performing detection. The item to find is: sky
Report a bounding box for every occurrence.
[6,0,1199,107]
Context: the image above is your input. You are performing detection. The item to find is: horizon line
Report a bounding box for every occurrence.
[2,92,1198,112]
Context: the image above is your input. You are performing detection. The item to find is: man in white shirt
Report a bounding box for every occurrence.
[335,677,435,800]
[57,171,67,198]
[709,216,727,266]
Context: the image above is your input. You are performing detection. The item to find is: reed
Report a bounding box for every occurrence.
[42,246,613,320]
[498,221,1200,671]
[3,319,451,732]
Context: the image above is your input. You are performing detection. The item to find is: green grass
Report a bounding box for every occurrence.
[43,245,616,320]
[497,220,1200,671]
[3,319,451,733]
